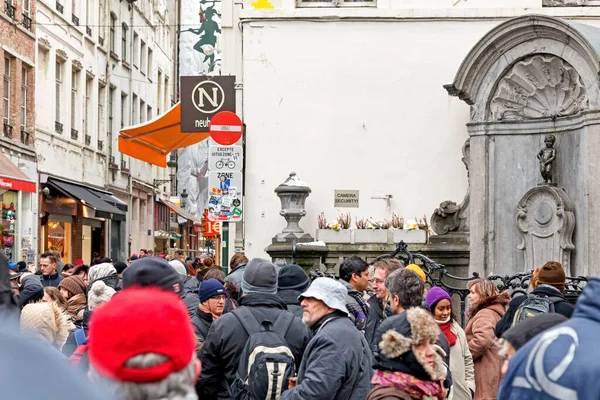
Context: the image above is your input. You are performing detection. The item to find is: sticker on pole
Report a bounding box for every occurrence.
[209,111,243,145]
[207,171,243,222]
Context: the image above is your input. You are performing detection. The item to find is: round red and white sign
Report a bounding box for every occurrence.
[209,111,243,145]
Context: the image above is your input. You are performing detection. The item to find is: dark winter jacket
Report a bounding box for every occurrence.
[196,292,311,399]
[62,309,92,357]
[0,255,19,328]
[366,295,394,349]
[191,308,214,343]
[15,274,44,307]
[277,288,304,318]
[41,272,63,288]
[498,277,600,399]
[281,311,372,400]
[340,280,369,332]
[495,285,574,337]
[224,263,247,299]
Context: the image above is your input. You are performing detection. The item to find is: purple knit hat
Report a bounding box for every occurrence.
[425,287,452,311]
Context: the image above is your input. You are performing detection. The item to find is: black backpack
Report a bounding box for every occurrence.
[512,293,563,327]
[230,307,296,400]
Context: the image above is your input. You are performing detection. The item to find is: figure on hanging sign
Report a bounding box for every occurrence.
[537,134,556,185]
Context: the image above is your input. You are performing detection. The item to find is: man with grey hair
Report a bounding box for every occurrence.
[282,277,372,400]
[386,268,425,315]
[87,287,201,400]
[196,258,311,398]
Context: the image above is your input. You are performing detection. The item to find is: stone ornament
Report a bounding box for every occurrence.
[516,186,575,274]
[543,0,587,5]
[490,54,588,121]
[273,172,313,243]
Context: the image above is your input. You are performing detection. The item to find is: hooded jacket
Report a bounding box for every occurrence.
[281,311,372,400]
[498,277,600,399]
[196,292,311,399]
[15,274,44,308]
[41,272,63,288]
[277,288,304,318]
[465,292,510,400]
[495,285,574,337]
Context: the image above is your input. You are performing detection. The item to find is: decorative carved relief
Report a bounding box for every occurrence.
[490,54,587,121]
[543,0,587,6]
[56,49,68,61]
[516,185,575,274]
[72,59,83,70]
[38,37,52,51]
[431,139,470,235]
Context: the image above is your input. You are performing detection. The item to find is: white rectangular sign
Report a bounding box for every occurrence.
[208,145,243,172]
[334,190,360,208]
[207,171,243,222]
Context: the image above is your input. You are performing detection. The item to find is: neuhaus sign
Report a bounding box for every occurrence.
[180,76,236,132]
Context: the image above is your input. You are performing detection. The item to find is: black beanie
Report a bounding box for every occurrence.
[122,258,183,295]
[278,264,309,291]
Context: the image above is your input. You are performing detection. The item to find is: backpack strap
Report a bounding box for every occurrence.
[232,307,263,337]
[74,328,87,346]
[272,311,295,338]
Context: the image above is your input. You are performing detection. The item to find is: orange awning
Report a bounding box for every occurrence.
[119,102,210,167]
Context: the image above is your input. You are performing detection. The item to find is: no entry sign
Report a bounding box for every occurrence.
[209,111,243,145]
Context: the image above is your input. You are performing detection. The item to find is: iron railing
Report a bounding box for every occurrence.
[98,36,104,46]
[84,134,91,146]
[55,121,63,133]
[71,14,79,26]
[86,26,92,36]
[20,129,29,145]
[5,1,15,19]
[55,1,63,14]
[71,128,78,140]
[97,139,103,151]
[310,241,588,328]
[3,123,13,138]
[120,159,128,170]
[22,14,31,30]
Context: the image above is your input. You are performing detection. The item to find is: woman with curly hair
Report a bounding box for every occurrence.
[465,279,510,400]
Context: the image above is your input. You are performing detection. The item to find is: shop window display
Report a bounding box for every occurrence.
[0,191,17,261]
[47,220,72,263]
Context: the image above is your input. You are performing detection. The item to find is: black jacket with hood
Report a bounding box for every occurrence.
[277,288,304,318]
[196,293,311,399]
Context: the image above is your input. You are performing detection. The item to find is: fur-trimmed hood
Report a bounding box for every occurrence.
[467,291,511,319]
[374,308,447,382]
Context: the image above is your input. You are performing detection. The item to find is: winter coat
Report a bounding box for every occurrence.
[196,292,311,399]
[41,272,63,288]
[465,292,510,400]
[183,276,201,317]
[15,274,44,307]
[498,277,600,399]
[62,309,92,357]
[340,280,369,332]
[191,307,214,343]
[224,263,246,299]
[495,285,574,337]
[367,384,412,400]
[277,288,304,318]
[366,295,394,349]
[281,311,372,400]
[448,320,476,400]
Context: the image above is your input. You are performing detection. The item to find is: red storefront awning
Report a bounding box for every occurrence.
[0,152,36,193]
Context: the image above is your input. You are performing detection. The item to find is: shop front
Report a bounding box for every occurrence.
[0,153,37,262]
[40,176,128,264]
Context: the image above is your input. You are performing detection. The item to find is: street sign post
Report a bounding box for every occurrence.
[209,111,243,145]
[208,145,243,171]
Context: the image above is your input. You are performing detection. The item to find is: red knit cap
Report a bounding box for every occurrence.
[88,288,195,383]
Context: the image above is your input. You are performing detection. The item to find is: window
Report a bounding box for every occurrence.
[20,68,26,131]
[132,93,138,124]
[55,61,62,123]
[140,40,147,74]
[71,69,79,131]
[98,84,105,147]
[110,13,116,53]
[84,76,92,138]
[120,92,127,128]
[3,57,10,126]
[122,24,128,62]
[98,0,105,41]
[23,0,30,17]
[72,0,77,17]
[147,105,152,121]
[164,76,169,109]
[140,99,145,123]
[147,48,153,77]
[85,0,91,27]
[157,70,162,115]
[133,32,139,67]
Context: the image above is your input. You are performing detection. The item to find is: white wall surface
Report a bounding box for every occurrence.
[240,19,504,258]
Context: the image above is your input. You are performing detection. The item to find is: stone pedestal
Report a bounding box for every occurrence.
[516,185,575,274]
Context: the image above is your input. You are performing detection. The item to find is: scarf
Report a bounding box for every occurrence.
[66,293,87,321]
[372,370,446,399]
[437,320,457,347]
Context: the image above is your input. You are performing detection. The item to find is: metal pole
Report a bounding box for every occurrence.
[222,222,229,272]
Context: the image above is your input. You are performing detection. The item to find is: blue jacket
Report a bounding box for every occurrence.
[40,272,63,288]
[498,277,600,400]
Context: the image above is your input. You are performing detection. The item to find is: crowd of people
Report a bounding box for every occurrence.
[0,249,597,399]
